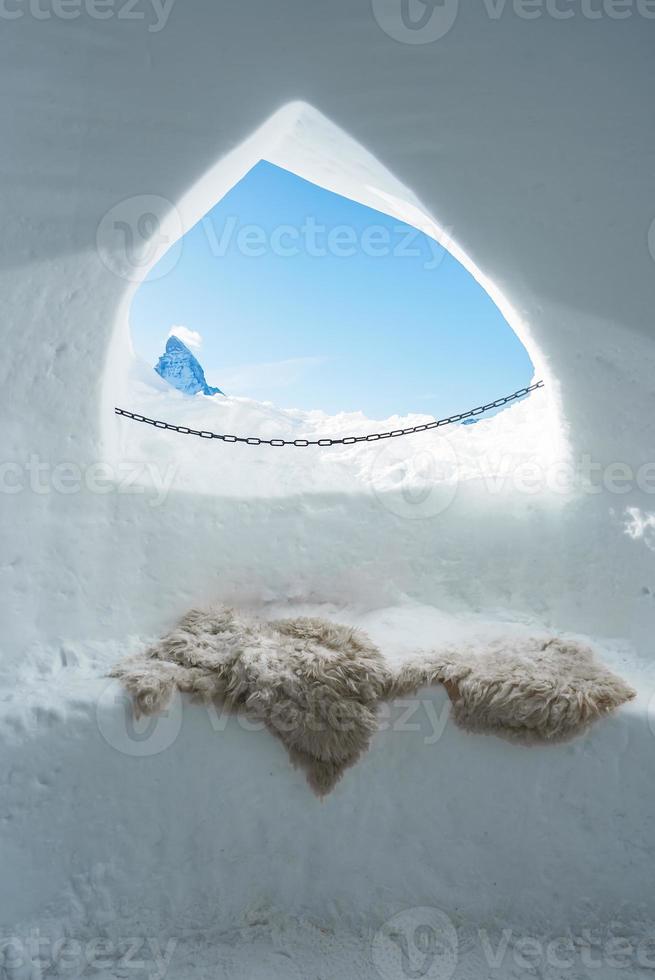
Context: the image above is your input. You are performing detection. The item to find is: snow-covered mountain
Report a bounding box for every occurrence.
[154,335,223,396]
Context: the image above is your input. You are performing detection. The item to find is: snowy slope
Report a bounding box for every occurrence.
[115,360,561,501]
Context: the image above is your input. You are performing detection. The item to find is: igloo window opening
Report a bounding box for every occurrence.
[129,160,535,426]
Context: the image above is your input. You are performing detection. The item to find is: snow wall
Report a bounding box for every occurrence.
[1,0,655,951]
[2,5,654,658]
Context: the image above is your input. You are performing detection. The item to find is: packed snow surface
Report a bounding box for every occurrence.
[1,599,652,980]
[115,361,564,502]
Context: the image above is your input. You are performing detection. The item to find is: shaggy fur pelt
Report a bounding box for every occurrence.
[390,636,636,745]
[110,607,635,796]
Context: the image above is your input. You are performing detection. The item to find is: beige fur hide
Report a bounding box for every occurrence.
[111,607,635,795]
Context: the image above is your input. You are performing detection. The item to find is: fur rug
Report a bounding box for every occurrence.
[110,607,635,796]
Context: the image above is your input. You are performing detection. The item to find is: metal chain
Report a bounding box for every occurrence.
[115,380,544,447]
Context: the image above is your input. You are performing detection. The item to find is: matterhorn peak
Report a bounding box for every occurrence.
[155,335,223,397]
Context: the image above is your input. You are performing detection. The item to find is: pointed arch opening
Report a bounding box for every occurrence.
[100,101,570,503]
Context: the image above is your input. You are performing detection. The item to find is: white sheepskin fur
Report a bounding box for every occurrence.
[110,607,635,796]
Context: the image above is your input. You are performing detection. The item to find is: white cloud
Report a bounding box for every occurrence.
[168,325,202,350]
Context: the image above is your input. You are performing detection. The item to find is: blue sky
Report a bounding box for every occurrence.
[131,161,533,418]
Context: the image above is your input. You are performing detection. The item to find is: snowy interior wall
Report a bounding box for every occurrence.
[2,4,654,660]
[2,0,655,949]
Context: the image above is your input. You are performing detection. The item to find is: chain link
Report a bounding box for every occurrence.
[115,381,544,447]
